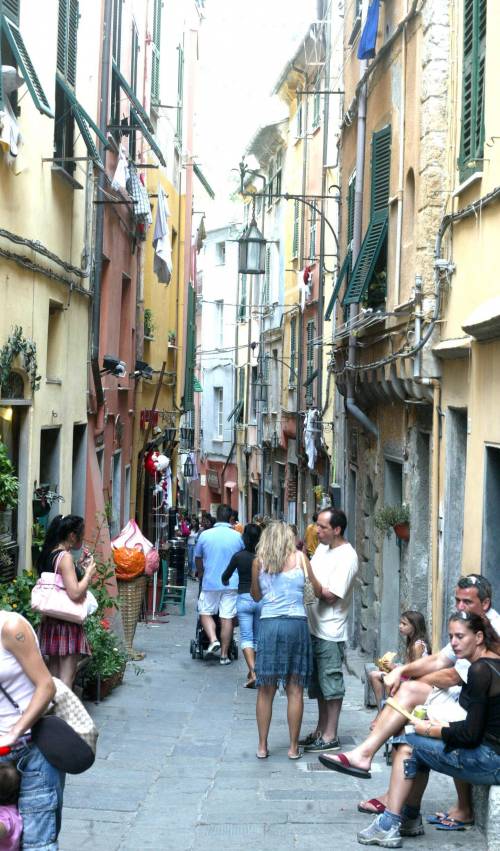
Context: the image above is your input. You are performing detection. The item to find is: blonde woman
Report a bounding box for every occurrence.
[251,522,321,759]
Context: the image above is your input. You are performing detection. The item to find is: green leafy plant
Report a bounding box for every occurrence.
[83,614,128,681]
[0,569,41,629]
[32,522,46,550]
[0,326,41,393]
[0,441,19,510]
[143,308,155,338]
[373,503,410,535]
[167,329,176,344]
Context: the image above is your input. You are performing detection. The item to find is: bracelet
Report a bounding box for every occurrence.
[424,721,432,737]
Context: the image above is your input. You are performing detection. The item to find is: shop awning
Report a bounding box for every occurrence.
[193,163,215,199]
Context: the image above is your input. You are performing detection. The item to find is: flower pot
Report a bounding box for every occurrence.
[83,668,124,701]
[32,500,51,519]
[393,522,410,542]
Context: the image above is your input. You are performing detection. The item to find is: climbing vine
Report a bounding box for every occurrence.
[0,326,41,393]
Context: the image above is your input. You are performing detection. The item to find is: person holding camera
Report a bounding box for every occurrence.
[36,515,96,688]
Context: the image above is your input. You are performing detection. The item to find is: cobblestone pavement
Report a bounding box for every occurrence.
[60,583,486,850]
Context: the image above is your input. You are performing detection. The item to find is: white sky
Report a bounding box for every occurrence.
[194,0,318,227]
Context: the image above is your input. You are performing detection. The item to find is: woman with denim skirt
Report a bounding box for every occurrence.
[250,522,322,759]
[357,611,500,848]
[221,523,262,687]
[0,609,64,850]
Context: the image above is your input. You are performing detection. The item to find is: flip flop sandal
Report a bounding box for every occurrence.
[318,752,371,779]
[256,751,269,759]
[288,750,303,760]
[426,812,449,825]
[435,817,474,831]
[358,798,386,814]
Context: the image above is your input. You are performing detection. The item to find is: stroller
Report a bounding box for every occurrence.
[190,613,239,661]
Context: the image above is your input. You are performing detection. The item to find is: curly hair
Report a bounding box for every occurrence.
[256,521,297,575]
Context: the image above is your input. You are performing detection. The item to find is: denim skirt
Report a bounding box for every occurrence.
[255,616,312,689]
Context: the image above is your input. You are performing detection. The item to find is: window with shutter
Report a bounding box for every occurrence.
[309,206,317,260]
[459,0,487,180]
[151,0,161,105]
[1,12,53,116]
[326,171,356,317]
[306,321,315,402]
[183,285,196,412]
[344,127,391,306]
[238,274,247,322]
[263,246,271,305]
[289,316,297,385]
[292,200,300,258]
[176,44,184,141]
[54,0,81,177]
[312,75,321,129]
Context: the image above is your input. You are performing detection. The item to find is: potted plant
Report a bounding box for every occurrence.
[143,308,155,340]
[31,522,46,567]
[167,329,176,346]
[82,557,129,700]
[0,441,19,511]
[374,504,410,542]
[32,485,64,519]
[0,568,41,629]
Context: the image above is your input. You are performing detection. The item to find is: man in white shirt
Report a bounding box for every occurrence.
[301,508,359,753]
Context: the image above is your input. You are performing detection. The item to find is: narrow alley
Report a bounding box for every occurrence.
[59,585,487,851]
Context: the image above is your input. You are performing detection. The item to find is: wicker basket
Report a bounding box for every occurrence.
[117,574,147,654]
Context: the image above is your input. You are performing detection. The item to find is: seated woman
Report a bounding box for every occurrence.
[357,611,500,848]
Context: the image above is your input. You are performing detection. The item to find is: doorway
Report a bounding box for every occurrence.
[482,445,500,603]
[39,427,61,523]
[71,424,87,518]
[380,459,403,653]
[442,410,467,641]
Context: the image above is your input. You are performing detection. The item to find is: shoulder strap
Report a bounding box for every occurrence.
[0,682,21,713]
[482,659,500,679]
[53,549,67,577]
[299,551,307,576]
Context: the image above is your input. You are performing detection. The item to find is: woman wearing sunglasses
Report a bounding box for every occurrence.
[357,610,500,848]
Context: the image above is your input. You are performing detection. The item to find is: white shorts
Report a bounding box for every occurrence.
[198,589,237,619]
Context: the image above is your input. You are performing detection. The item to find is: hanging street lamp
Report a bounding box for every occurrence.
[183,455,194,478]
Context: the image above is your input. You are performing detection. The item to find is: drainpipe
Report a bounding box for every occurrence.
[91,0,112,410]
[394,0,408,307]
[317,11,332,413]
[346,57,379,440]
[296,65,308,534]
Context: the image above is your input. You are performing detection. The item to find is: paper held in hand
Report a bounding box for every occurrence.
[386,696,418,723]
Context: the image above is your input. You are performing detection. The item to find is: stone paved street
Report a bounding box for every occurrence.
[59,584,487,850]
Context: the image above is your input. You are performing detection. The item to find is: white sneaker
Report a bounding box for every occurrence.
[207,640,221,656]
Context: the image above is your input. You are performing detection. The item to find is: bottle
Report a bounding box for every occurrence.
[413,705,428,720]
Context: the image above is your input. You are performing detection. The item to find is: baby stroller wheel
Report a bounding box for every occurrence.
[230,641,238,661]
[190,639,196,659]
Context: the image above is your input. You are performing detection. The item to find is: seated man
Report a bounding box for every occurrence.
[320,574,500,828]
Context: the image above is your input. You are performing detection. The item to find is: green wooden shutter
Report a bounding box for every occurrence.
[130,22,139,94]
[67,0,78,86]
[56,0,68,77]
[347,175,355,245]
[313,76,321,128]
[112,0,122,65]
[56,0,78,86]
[459,0,487,179]
[239,274,247,321]
[290,316,296,382]
[263,246,271,304]
[151,0,161,104]
[183,285,196,412]
[292,200,300,257]
[343,211,388,305]
[2,17,53,116]
[325,250,351,320]
[3,0,19,24]
[306,320,315,401]
[176,44,184,140]
[371,125,391,215]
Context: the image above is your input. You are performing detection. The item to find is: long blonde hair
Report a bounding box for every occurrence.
[256,521,297,575]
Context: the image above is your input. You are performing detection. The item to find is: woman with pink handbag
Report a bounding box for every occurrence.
[35,516,96,688]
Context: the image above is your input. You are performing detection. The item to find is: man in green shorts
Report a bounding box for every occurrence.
[301,508,359,752]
